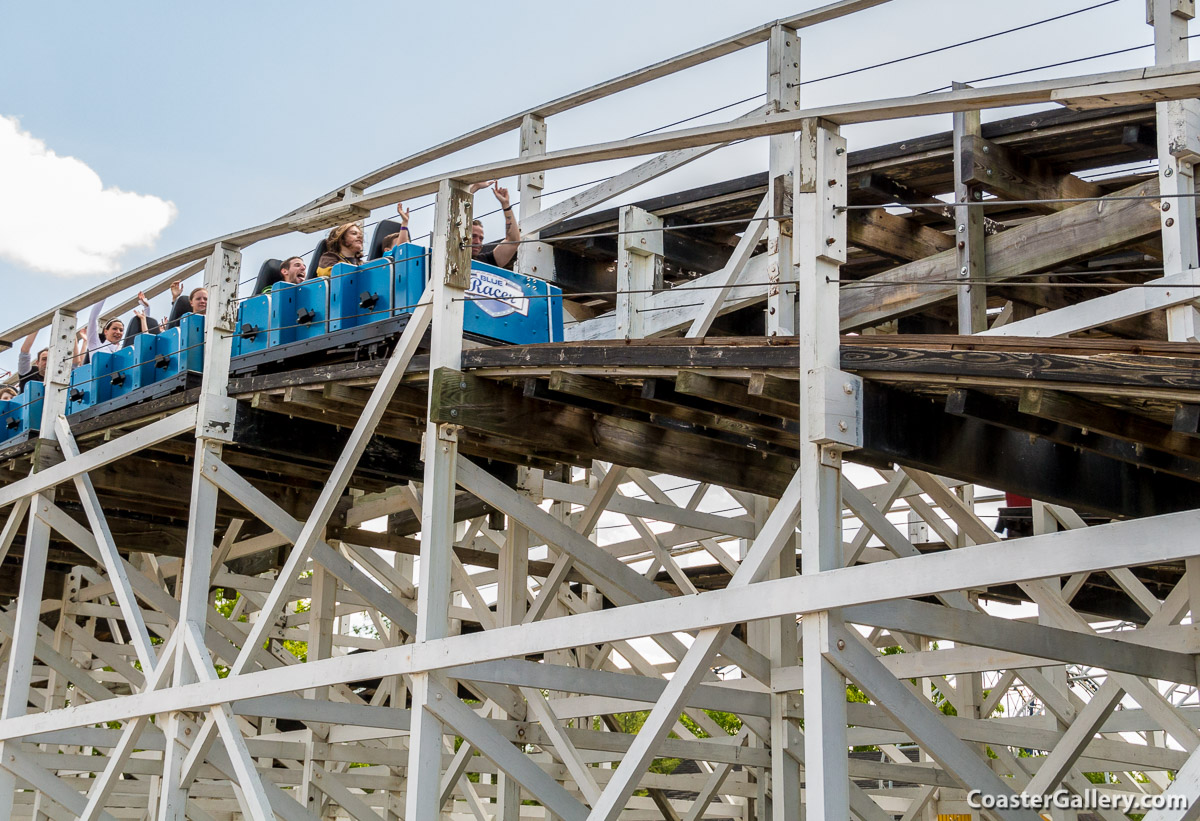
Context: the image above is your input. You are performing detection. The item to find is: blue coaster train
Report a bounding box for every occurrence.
[0,245,563,444]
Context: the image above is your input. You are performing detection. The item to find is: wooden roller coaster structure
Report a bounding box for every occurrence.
[4,1,1200,819]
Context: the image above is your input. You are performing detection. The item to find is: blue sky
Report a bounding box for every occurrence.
[0,0,1171,374]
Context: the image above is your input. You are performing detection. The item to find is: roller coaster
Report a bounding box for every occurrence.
[3,1,1200,820]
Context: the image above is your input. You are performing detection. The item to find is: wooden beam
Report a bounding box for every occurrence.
[840,178,1162,330]
[641,376,796,440]
[847,208,955,262]
[863,382,1200,518]
[946,388,1200,482]
[1019,387,1200,460]
[430,368,798,496]
[673,370,797,419]
[1174,403,1200,436]
[536,373,796,451]
[960,134,1104,211]
[953,87,987,332]
[846,596,1200,686]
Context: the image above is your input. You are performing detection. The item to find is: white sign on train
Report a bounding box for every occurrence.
[469,270,530,318]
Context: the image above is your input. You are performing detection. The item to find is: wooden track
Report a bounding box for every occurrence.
[2,335,1194,619]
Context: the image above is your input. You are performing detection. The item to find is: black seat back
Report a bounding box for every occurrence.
[369,219,405,260]
[252,259,284,296]
[311,239,330,273]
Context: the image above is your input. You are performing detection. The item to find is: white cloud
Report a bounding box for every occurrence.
[0,115,177,276]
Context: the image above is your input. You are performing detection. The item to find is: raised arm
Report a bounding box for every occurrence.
[490,182,520,269]
[396,203,411,243]
[85,299,105,353]
[17,331,36,376]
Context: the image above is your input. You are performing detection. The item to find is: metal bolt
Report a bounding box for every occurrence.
[459,381,467,389]
[184,728,191,736]
[986,168,993,177]
[1162,202,1171,212]
[827,179,837,187]
[435,692,442,700]
[960,267,969,275]
[1167,217,1176,227]
[838,420,848,432]
[836,639,846,650]
[982,145,990,154]
[835,147,845,155]
[640,237,646,245]
[843,383,853,394]
[973,191,983,200]
[450,409,458,417]
[825,237,836,246]
[957,225,965,233]
[1166,167,1175,177]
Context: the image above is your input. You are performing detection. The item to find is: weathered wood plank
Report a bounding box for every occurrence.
[947,388,1200,483]
[839,179,1163,330]
[430,368,799,495]
[960,134,1104,211]
[862,382,1200,518]
[1019,388,1200,460]
[1174,403,1200,436]
[544,371,795,449]
[673,370,797,418]
[847,209,955,261]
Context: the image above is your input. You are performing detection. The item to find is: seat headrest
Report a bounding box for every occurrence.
[311,239,329,272]
[252,258,284,296]
[369,219,406,261]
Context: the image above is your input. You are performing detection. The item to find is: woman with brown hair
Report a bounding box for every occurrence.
[315,222,365,277]
[75,298,125,366]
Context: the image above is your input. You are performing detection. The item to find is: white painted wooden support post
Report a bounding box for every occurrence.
[517,114,557,283]
[405,178,472,821]
[157,242,240,821]
[954,84,987,334]
[768,528,800,821]
[767,23,801,337]
[0,307,74,820]
[795,118,858,821]
[299,565,336,813]
[1151,0,1200,341]
[496,521,529,820]
[745,496,772,821]
[1032,507,1073,746]
[306,566,337,702]
[616,206,663,339]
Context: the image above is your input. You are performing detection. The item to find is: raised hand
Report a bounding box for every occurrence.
[491,182,511,210]
[137,290,150,308]
[396,202,410,226]
[170,280,183,301]
[469,180,497,195]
